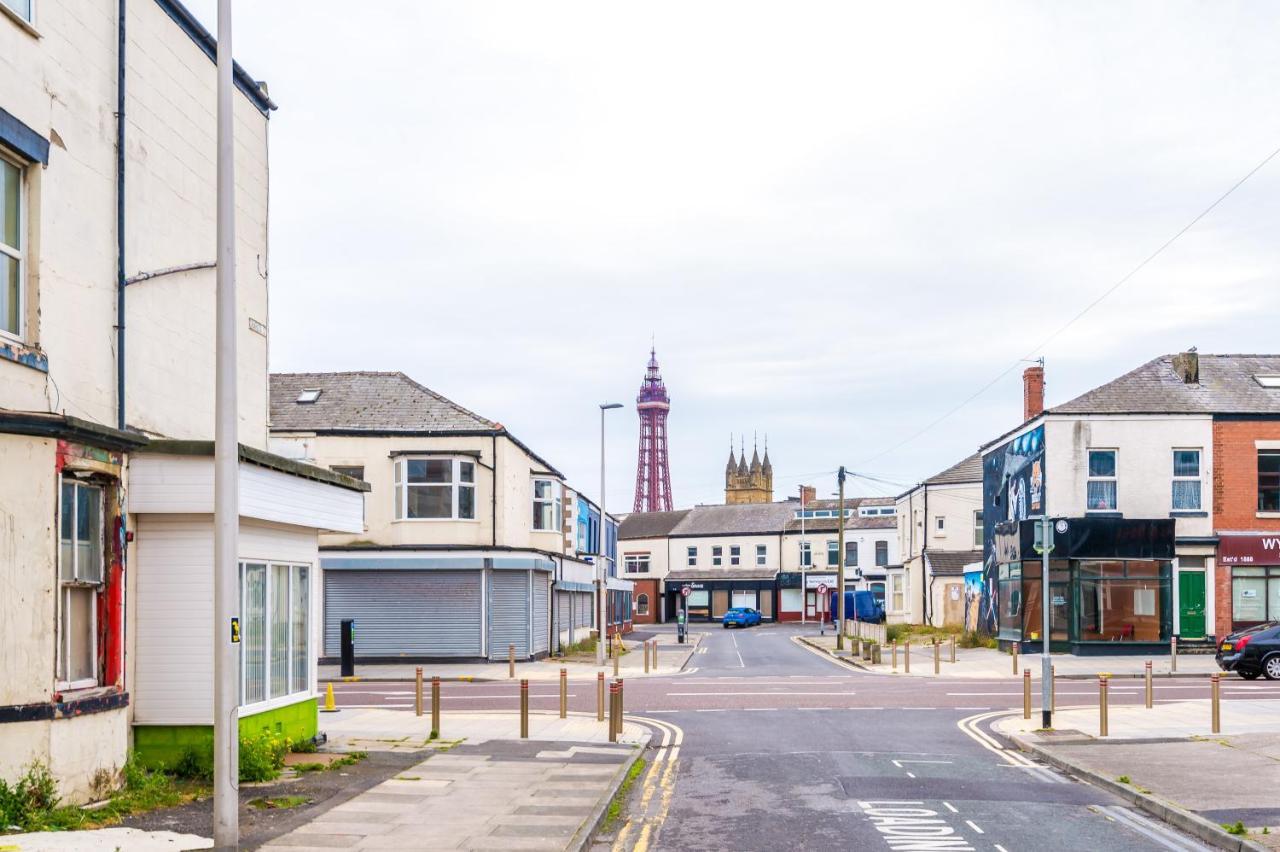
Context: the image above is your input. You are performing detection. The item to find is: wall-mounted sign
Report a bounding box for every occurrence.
[1219,535,1280,566]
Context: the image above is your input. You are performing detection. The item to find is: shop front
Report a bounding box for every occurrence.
[663,569,776,622]
[1219,534,1280,632]
[993,517,1175,655]
[776,572,838,621]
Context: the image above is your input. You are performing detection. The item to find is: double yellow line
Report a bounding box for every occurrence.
[612,715,684,852]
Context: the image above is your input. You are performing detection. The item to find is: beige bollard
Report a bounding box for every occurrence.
[905,641,911,674]
[617,678,625,737]
[1171,635,1178,672]
[950,634,957,664]
[934,640,941,675]
[644,640,650,674]
[597,671,605,722]
[892,641,898,672]
[1099,675,1109,738]
[415,666,423,717]
[509,643,516,679]
[520,679,529,739]
[607,681,618,743]
[1145,660,1153,709]
[559,668,568,719]
[431,676,441,737]
[1211,673,1221,734]
[1012,643,1019,676]
[1023,669,1032,720]
[613,640,621,677]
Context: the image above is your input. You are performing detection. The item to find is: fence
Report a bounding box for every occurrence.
[846,619,887,646]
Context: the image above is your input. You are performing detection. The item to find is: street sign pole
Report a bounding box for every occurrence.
[1038,516,1055,729]
[835,467,847,650]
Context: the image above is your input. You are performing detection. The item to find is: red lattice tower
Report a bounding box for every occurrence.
[633,349,674,512]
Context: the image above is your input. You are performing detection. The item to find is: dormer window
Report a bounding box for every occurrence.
[1255,375,1280,389]
[296,389,322,404]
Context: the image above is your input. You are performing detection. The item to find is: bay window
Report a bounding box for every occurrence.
[394,457,476,520]
[1171,449,1202,511]
[58,479,104,688]
[532,478,561,531]
[1,154,25,338]
[240,562,310,705]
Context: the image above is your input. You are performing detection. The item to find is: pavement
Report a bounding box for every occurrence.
[0,828,213,851]
[319,630,703,683]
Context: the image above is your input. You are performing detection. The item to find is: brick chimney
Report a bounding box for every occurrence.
[1023,364,1045,421]
[1172,349,1199,384]
[800,485,816,506]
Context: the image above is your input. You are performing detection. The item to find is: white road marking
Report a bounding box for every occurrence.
[905,771,916,778]
[942,801,958,813]
[665,692,857,696]
[964,820,984,835]
[995,845,1010,852]
[731,633,746,668]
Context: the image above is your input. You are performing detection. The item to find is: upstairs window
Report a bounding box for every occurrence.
[1261,451,1280,512]
[532,479,562,531]
[1087,450,1117,511]
[799,542,812,567]
[875,540,889,567]
[845,541,858,567]
[935,516,946,534]
[686,546,697,567]
[1171,449,1202,511]
[712,546,723,566]
[973,510,984,548]
[0,0,34,24]
[393,458,475,520]
[1,155,25,338]
[729,545,741,566]
[826,540,839,566]
[623,553,650,574]
[756,544,767,566]
[59,479,103,689]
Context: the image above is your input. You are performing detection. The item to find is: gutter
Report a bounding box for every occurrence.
[116,0,126,430]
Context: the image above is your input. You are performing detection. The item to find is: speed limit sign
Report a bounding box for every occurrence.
[816,583,828,596]
[681,585,692,598]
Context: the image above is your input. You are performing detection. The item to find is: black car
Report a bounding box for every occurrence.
[1216,622,1280,680]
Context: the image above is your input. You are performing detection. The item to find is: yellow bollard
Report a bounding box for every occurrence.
[1211,673,1221,734]
[597,672,605,722]
[415,666,423,717]
[321,682,338,713]
[1099,675,1109,737]
[1023,669,1032,720]
[559,668,568,719]
[1145,660,1153,709]
[431,676,441,737]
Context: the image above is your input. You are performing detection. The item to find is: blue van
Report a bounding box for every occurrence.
[829,590,886,625]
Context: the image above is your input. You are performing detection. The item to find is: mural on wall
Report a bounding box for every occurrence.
[980,425,1045,634]
[963,568,984,632]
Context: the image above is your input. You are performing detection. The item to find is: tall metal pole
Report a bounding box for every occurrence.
[800,484,807,625]
[597,404,622,667]
[213,0,240,846]
[836,467,847,651]
[1041,515,1052,729]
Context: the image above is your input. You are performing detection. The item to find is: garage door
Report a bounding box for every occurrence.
[488,571,530,660]
[324,570,482,658]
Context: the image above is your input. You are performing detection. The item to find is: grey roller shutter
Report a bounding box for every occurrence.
[577,591,593,631]
[488,571,530,659]
[532,574,550,654]
[324,570,482,658]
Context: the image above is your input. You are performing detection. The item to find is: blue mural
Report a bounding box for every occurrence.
[980,425,1045,633]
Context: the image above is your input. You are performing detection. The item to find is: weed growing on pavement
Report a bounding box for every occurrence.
[1224,821,1247,835]
[957,630,998,649]
[1117,775,1131,784]
[601,757,647,835]
[249,795,310,810]
[174,730,293,783]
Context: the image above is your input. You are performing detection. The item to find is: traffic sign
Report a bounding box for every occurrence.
[681,585,692,598]
[816,583,828,596]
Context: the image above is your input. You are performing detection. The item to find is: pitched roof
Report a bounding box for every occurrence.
[618,510,693,540]
[783,515,896,534]
[925,453,984,485]
[670,502,798,537]
[1049,354,1280,415]
[269,372,499,433]
[925,550,984,576]
[665,567,777,582]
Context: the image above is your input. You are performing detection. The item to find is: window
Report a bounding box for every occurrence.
[394,458,475,520]
[799,542,812,567]
[295,389,321,404]
[973,510,984,548]
[875,540,888,567]
[730,545,741,566]
[756,544,767,566]
[889,573,905,613]
[330,465,364,481]
[826,540,839,566]
[636,594,649,616]
[859,505,895,517]
[687,546,697,567]
[712,546,723,566]
[240,562,310,705]
[935,516,946,534]
[845,541,858,567]
[1255,375,1280,388]
[0,0,33,24]
[1171,449,1201,511]
[58,479,103,688]
[623,553,650,574]
[532,479,562,531]
[1,155,25,338]
[1087,450,1117,511]
[1261,451,1280,513]
[1077,560,1170,642]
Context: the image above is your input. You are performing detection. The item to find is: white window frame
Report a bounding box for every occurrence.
[729,545,741,566]
[0,0,35,26]
[623,553,650,574]
[239,561,310,710]
[0,150,26,341]
[755,544,767,566]
[875,540,889,567]
[845,540,858,567]
[1172,448,1202,511]
[973,510,984,548]
[531,477,562,532]
[799,541,812,567]
[712,546,723,566]
[57,478,104,691]
[826,540,839,566]
[935,516,946,535]
[889,572,906,614]
[1087,449,1118,512]
[636,593,649,616]
[686,546,697,567]
[392,457,477,521]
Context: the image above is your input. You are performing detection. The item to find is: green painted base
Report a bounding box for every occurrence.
[133,697,318,769]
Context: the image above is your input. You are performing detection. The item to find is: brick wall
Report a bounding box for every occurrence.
[1212,419,1280,633]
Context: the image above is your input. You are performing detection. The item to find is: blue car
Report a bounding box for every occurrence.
[722,607,762,628]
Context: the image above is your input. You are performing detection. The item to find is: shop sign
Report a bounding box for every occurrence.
[805,574,836,589]
[1219,535,1280,566]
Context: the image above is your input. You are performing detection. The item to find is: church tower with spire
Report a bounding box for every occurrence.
[724,435,774,504]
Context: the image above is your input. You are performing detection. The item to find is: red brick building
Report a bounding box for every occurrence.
[1213,416,1280,635]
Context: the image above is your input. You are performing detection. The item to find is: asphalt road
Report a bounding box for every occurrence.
[328,625,1245,850]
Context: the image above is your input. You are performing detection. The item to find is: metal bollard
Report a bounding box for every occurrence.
[1012,643,1018,676]
[1145,660,1153,709]
[520,678,529,739]
[950,635,957,664]
[905,641,911,674]
[1099,675,1109,737]
[1211,673,1221,734]
[1023,669,1032,719]
[509,643,516,679]
[934,640,941,675]
[559,668,568,719]
[616,678,625,738]
[1050,664,1056,712]
[892,641,898,672]
[431,676,441,736]
[597,671,605,722]
[613,642,620,677]
[644,640,650,674]
[415,666,424,717]
[1170,635,1178,672]
[607,681,618,742]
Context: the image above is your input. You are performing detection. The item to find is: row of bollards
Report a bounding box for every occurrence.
[883,636,959,674]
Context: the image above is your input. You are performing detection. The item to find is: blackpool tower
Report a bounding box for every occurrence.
[632,349,674,512]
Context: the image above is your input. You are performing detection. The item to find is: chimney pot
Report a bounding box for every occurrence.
[1172,350,1199,384]
[1023,365,1045,421]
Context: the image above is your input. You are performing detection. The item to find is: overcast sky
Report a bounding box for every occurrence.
[188,1,1280,510]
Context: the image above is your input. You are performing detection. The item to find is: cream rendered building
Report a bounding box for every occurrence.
[1,0,363,799]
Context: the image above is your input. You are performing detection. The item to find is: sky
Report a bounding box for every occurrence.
[187,1,1280,510]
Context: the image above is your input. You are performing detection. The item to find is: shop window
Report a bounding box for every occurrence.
[799,542,812,567]
[756,544,767,566]
[732,590,755,609]
[1087,450,1117,511]
[624,553,650,574]
[973,510,984,548]
[687,546,697,567]
[781,587,803,612]
[1077,560,1169,643]
[687,590,709,608]
[636,594,649,616]
[1171,450,1202,511]
[58,479,104,689]
[826,540,839,566]
[1232,567,1269,624]
[240,562,310,706]
[394,457,475,520]
[712,546,723,566]
[531,478,561,531]
[875,540,888,567]
[998,562,1023,640]
[1260,451,1280,512]
[730,545,741,566]
[845,541,858,567]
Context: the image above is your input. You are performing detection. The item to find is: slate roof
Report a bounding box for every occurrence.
[1049,354,1280,415]
[669,502,798,537]
[925,550,984,576]
[924,453,983,485]
[269,372,499,433]
[783,515,896,534]
[618,510,693,540]
[665,567,777,582]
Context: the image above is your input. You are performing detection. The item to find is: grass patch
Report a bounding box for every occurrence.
[1117,775,1131,784]
[601,757,647,835]
[957,630,999,649]
[884,624,968,645]
[249,795,309,810]
[1223,821,1247,836]
[174,730,293,784]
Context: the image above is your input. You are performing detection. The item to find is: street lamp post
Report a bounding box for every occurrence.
[1039,515,1053,729]
[800,484,807,625]
[836,467,847,651]
[597,403,623,668]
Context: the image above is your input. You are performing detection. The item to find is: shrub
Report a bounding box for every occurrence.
[0,761,60,830]
[174,731,291,784]
[957,630,998,649]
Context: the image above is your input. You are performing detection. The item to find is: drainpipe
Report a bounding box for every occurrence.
[922,484,929,624]
[115,0,127,430]
[491,434,497,546]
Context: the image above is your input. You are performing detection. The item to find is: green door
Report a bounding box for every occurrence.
[1178,571,1206,640]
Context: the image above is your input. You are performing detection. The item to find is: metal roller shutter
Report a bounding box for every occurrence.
[532,574,550,654]
[575,590,592,631]
[323,570,482,658]
[488,571,530,659]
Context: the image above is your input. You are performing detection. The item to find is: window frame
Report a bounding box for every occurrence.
[729,545,741,566]
[623,553,650,574]
[973,510,984,548]
[826,540,839,567]
[875,540,889,567]
[1260,451,1280,513]
[239,561,311,709]
[799,541,812,567]
[0,150,26,341]
[935,516,946,535]
[686,546,697,567]
[845,540,858,567]
[889,572,905,613]
[755,544,767,566]
[393,456,476,521]
[0,0,35,26]
[1171,448,1202,511]
[57,478,105,691]
[531,477,562,532]
[1086,449,1118,512]
[712,546,723,567]
[636,593,650,616]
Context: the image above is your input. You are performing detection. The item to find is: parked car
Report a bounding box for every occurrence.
[829,590,886,626]
[1216,622,1280,680]
[723,607,762,628]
